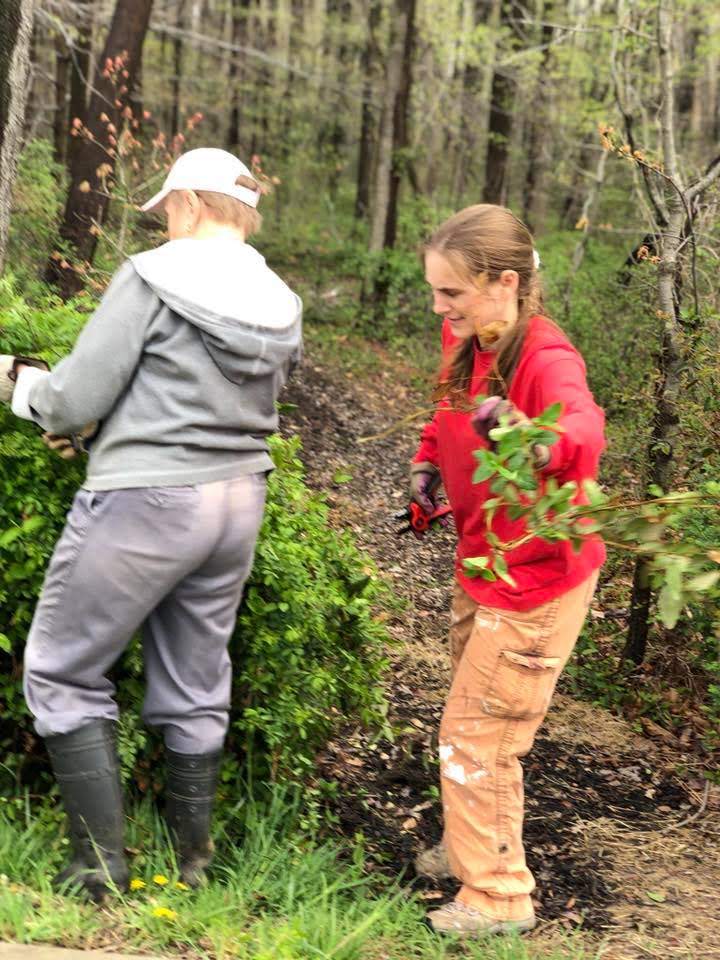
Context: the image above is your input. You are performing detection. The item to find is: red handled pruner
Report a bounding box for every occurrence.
[394,502,453,540]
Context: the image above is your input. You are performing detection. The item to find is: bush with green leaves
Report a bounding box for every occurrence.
[0,275,390,793]
[6,140,66,288]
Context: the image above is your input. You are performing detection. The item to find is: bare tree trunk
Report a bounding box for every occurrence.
[129,48,145,132]
[626,1,685,664]
[482,0,522,205]
[561,149,608,321]
[0,0,34,275]
[53,30,71,165]
[320,0,353,202]
[275,0,299,163]
[45,0,154,297]
[354,0,381,220]
[68,0,92,132]
[521,14,554,231]
[625,0,720,663]
[383,0,416,249]
[560,136,598,228]
[171,0,185,136]
[709,51,719,144]
[307,0,327,72]
[251,0,277,157]
[454,0,497,202]
[369,0,409,252]
[560,9,618,317]
[227,0,251,151]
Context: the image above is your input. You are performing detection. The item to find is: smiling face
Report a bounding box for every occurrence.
[424,249,520,345]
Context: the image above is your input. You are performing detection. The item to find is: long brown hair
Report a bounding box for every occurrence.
[426,204,545,408]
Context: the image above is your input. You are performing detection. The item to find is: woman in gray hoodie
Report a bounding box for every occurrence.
[0,148,302,901]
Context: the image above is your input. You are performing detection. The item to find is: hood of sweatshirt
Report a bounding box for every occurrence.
[130,236,302,384]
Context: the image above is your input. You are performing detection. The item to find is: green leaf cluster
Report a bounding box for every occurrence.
[462,400,720,627]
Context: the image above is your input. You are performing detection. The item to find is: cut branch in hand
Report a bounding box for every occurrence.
[463,399,720,629]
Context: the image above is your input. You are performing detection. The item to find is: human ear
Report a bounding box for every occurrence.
[499,269,519,291]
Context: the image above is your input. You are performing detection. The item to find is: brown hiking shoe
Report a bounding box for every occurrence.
[414,842,453,879]
[428,900,536,937]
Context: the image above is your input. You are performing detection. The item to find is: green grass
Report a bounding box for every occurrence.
[0,790,598,959]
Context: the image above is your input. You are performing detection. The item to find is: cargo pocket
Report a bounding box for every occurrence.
[481,650,561,721]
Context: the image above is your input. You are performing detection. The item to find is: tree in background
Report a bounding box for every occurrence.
[482,0,523,205]
[355,0,382,220]
[607,0,720,663]
[0,0,35,275]
[369,0,417,252]
[45,0,153,298]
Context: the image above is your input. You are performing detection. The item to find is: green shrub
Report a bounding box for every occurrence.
[6,140,66,288]
[0,275,390,793]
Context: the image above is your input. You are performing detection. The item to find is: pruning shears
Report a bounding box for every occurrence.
[394,502,453,540]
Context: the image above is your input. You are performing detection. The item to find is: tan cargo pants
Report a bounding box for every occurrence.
[439,572,598,921]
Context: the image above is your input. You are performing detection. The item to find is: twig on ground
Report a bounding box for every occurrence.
[658,780,710,834]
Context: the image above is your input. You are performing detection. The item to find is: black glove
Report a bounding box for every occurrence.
[409,461,442,515]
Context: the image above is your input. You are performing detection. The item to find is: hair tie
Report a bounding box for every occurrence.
[532,249,541,269]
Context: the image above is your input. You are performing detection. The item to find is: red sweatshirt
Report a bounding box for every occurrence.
[414,315,606,610]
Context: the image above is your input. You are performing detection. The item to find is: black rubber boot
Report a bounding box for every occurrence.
[165,747,222,887]
[45,720,129,902]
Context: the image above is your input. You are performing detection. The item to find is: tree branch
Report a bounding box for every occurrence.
[686,154,720,202]
[657,0,683,191]
[611,0,668,227]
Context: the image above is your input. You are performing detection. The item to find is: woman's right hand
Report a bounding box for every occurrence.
[42,421,98,460]
[409,461,442,515]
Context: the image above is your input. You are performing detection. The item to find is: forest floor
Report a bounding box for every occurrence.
[279,331,720,960]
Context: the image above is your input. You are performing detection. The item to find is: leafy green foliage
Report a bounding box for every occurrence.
[6,140,66,288]
[463,400,720,628]
[232,434,391,781]
[0,275,390,793]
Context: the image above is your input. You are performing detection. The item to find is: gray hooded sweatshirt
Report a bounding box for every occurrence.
[17,236,302,490]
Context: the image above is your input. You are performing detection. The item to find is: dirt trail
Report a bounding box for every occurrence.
[280,347,720,959]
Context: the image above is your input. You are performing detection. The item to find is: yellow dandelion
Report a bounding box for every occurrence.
[153,874,169,886]
[152,906,177,920]
[175,881,190,891]
[129,878,146,891]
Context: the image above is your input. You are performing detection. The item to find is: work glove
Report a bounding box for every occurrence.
[0,355,50,404]
[471,397,551,468]
[409,460,443,515]
[42,421,99,460]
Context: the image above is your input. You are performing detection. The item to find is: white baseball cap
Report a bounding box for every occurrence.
[140,147,260,213]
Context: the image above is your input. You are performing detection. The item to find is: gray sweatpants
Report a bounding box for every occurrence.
[23,475,267,753]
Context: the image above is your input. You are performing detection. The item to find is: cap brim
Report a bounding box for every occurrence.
[140,186,170,213]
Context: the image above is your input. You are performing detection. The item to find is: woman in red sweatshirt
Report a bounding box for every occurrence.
[410,205,605,937]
